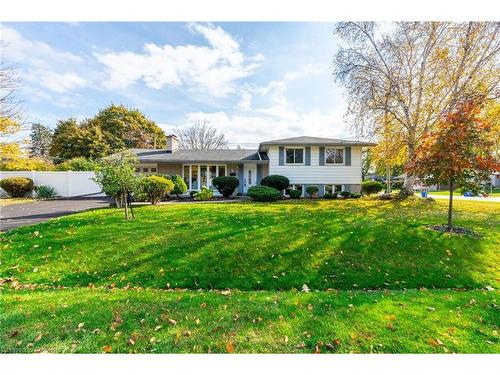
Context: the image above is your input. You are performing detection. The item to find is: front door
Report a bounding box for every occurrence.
[243,164,257,193]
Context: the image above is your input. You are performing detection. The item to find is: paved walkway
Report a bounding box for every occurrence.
[427,194,500,203]
[0,197,111,232]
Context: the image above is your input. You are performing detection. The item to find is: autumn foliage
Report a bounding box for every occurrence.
[407,99,500,229]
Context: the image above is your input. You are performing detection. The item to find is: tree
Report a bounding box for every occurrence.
[0,41,22,119]
[29,123,53,158]
[407,99,499,231]
[361,149,373,181]
[56,157,98,171]
[93,151,139,220]
[333,22,500,193]
[92,104,166,150]
[175,120,227,150]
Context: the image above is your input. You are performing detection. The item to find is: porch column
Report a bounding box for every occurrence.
[238,164,244,194]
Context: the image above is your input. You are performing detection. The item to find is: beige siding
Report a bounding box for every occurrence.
[267,145,362,184]
[157,163,183,176]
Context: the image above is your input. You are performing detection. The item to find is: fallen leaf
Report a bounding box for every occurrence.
[226,341,234,353]
[77,323,84,329]
[296,342,306,349]
[35,334,43,342]
[307,304,313,311]
[301,284,310,293]
[155,325,162,331]
[284,336,289,343]
[102,345,112,353]
[200,303,207,308]
[168,319,177,326]
[221,290,231,296]
[386,322,396,332]
[92,328,100,335]
[128,338,135,346]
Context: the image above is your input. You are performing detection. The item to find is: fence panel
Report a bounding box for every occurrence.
[0,171,103,197]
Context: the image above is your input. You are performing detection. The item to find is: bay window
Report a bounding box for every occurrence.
[182,164,227,191]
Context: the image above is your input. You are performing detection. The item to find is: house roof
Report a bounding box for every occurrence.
[258,136,375,151]
[131,148,268,164]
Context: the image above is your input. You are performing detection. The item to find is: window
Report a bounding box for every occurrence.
[325,148,344,164]
[142,168,149,173]
[325,184,343,194]
[183,165,190,187]
[151,168,157,173]
[135,167,141,172]
[285,148,304,164]
[191,165,199,190]
[286,184,303,196]
[218,166,226,177]
[200,165,207,187]
[248,169,252,185]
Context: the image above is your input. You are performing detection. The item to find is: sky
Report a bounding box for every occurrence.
[1,22,351,147]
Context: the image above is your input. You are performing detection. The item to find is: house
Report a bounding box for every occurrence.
[130,135,375,197]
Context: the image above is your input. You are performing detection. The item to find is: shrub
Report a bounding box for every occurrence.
[361,181,384,195]
[323,193,334,199]
[288,189,302,199]
[170,175,188,197]
[350,193,361,199]
[57,157,97,171]
[35,185,58,199]
[189,190,198,199]
[378,193,395,200]
[194,186,214,201]
[0,177,34,197]
[212,176,239,197]
[340,191,351,198]
[332,192,338,199]
[261,175,290,192]
[138,175,174,205]
[306,185,319,197]
[247,185,281,202]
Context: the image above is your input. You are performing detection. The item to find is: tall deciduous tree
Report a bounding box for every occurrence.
[333,22,500,192]
[29,123,53,158]
[0,41,22,119]
[407,99,499,230]
[175,120,228,150]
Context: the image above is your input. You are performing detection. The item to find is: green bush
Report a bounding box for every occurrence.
[288,189,302,199]
[247,185,281,202]
[138,175,174,205]
[170,175,188,197]
[340,191,351,198]
[361,180,384,195]
[261,175,290,192]
[194,186,214,201]
[57,157,98,171]
[323,193,336,199]
[350,193,362,199]
[212,176,239,197]
[35,185,58,199]
[189,190,197,199]
[306,185,319,197]
[0,177,34,198]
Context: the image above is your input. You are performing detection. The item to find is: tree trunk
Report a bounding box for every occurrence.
[447,179,453,231]
[403,144,415,194]
[123,192,129,220]
[386,164,392,194]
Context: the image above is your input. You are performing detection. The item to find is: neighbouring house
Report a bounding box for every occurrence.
[130,135,375,197]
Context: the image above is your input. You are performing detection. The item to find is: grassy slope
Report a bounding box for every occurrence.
[1,198,499,353]
[1,289,498,353]
[1,199,498,291]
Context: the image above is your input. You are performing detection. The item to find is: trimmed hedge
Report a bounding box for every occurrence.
[0,177,34,198]
[212,176,239,197]
[261,175,289,192]
[139,175,174,205]
[362,180,384,195]
[247,185,281,202]
[288,189,302,199]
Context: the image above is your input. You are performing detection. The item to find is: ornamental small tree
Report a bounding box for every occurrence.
[93,151,139,220]
[170,175,188,197]
[139,175,174,205]
[406,99,499,231]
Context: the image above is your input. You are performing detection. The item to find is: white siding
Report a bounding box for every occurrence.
[267,145,362,184]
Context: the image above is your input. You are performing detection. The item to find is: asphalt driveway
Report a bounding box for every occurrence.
[0,197,111,232]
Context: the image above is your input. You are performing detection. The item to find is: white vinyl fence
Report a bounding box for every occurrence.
[0,171,103,197]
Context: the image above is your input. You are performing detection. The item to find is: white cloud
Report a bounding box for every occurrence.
[1,24,87,93]
[95,23,262,97]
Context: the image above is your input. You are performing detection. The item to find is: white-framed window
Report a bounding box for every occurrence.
[325,148,344,165]
[285,148,304,164]
[182,164,227,191]
[325,184,344,194]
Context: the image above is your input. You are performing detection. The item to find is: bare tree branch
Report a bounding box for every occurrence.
[174,120,228,150]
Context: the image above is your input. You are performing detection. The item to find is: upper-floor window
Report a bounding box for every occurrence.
[285,148,304,164]
[325,148,344,164]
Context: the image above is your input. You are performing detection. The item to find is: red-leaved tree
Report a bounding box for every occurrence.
[407,99,499,231]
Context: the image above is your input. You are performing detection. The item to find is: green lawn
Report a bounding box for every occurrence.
[1,198,499,353]
[428,188,500,197]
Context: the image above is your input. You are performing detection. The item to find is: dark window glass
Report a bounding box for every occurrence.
[143,168,149,172]
[151,168,157,173]
[218,166,226,177]
[335,149,344,164]
[286,149,295,163]
[135,167,141,172]
[295,149,304,163]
